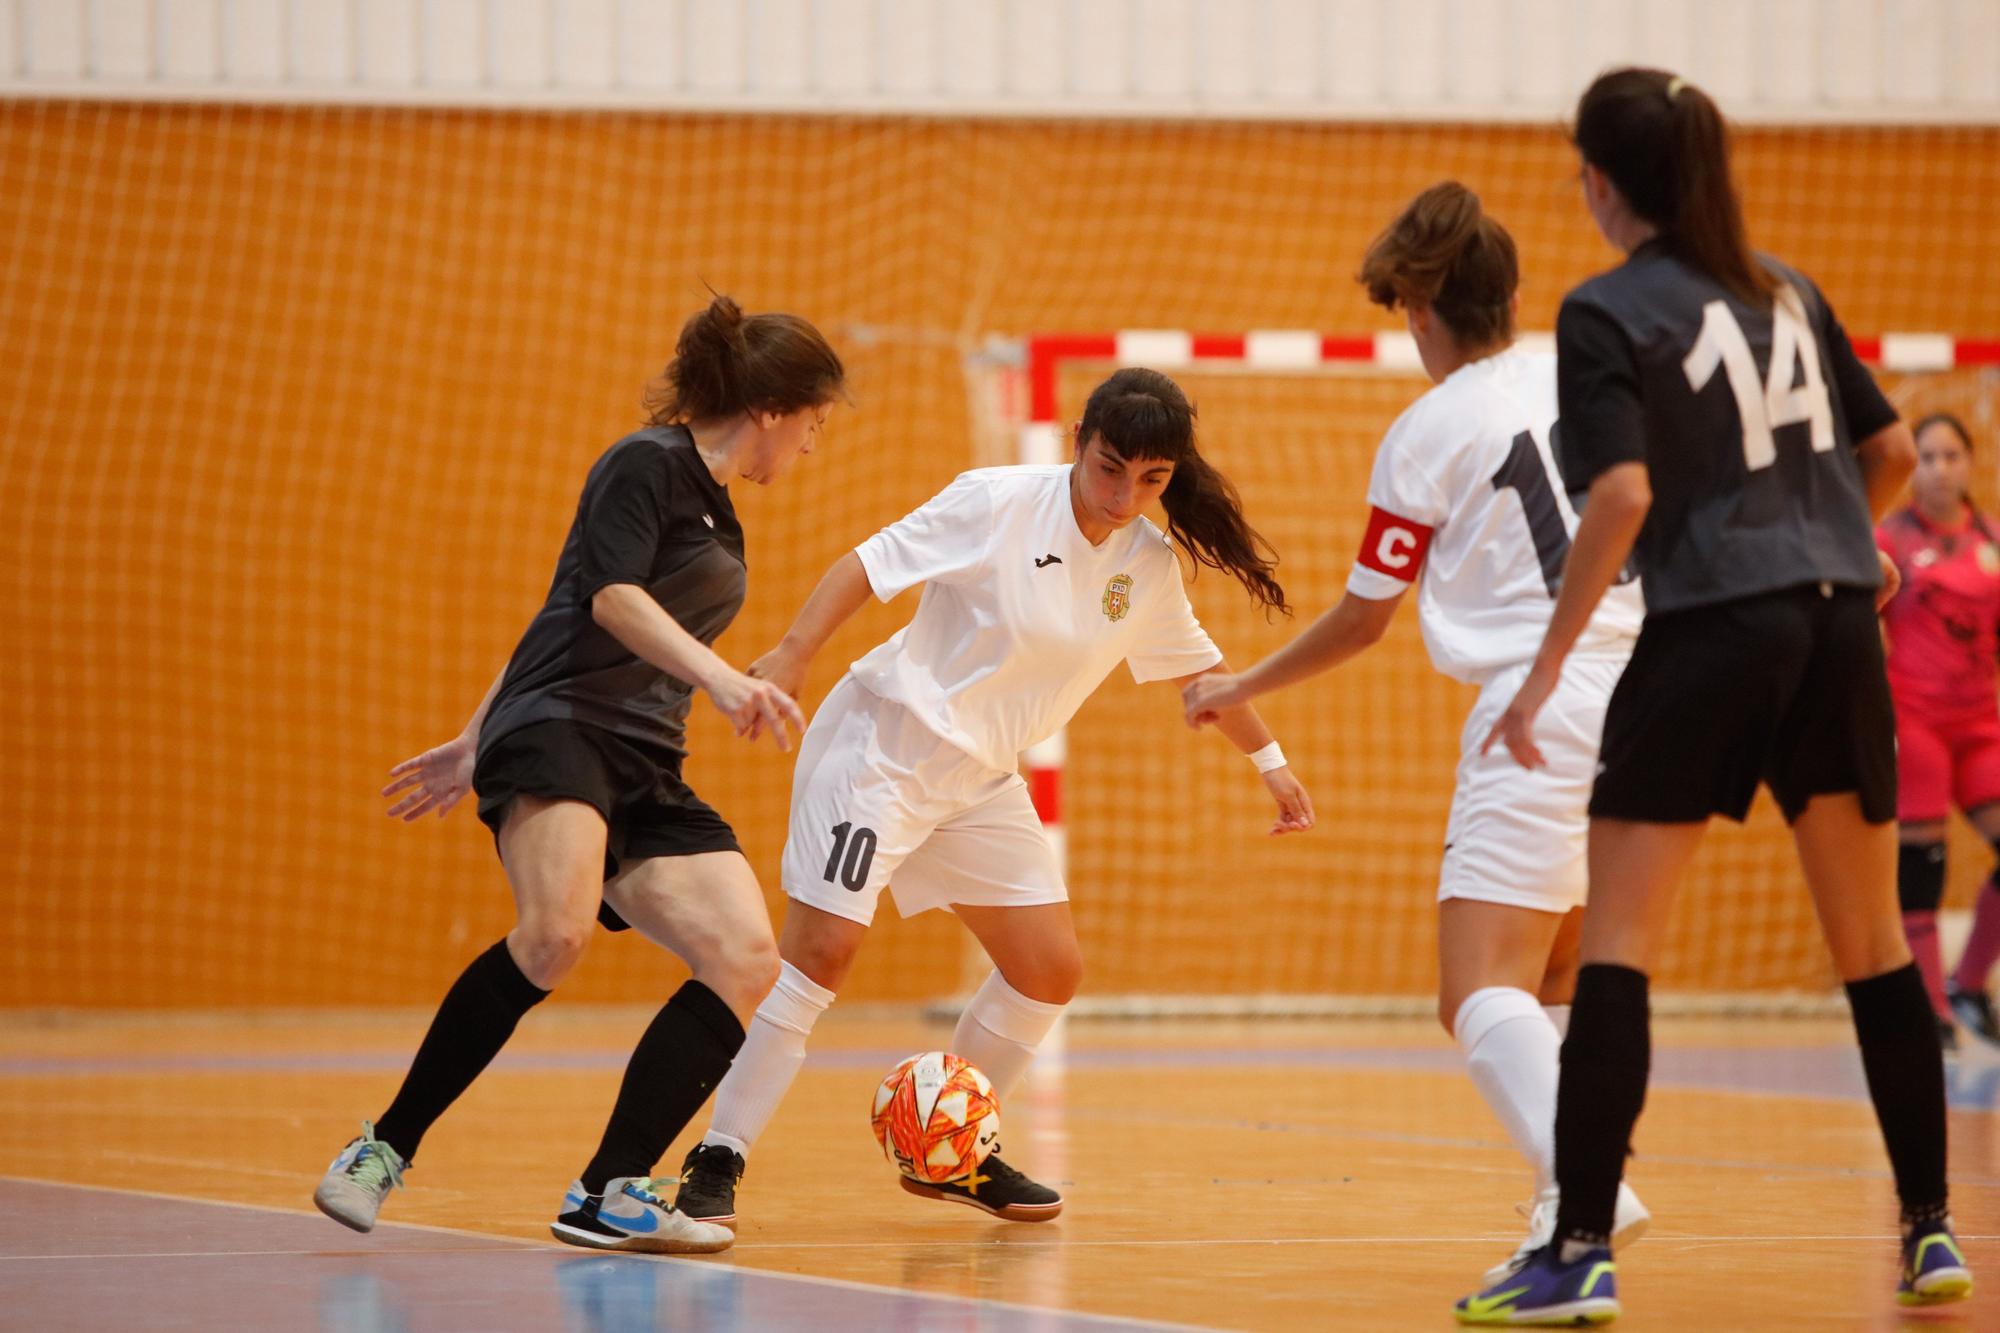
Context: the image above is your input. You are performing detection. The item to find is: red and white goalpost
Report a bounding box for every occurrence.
[1013,326,2000,873]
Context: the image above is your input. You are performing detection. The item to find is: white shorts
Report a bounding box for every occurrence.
[781,676,1068,927]
[1437,652,1630,914]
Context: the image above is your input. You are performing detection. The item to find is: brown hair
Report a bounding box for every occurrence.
[1076,368,1289,617]
[1357,181,1518,348]
[1573,67,1777,307]
[644,293,846,426]
[1915,412,1973,453]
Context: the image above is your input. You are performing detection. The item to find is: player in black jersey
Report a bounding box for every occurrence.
[313,295,845,1255]
[1453,70,1968,1324]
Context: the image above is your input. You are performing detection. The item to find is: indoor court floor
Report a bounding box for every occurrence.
[3,1009,1996,1331]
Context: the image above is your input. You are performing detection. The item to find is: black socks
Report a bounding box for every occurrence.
[1846,962,1950,1225]
[579,980,747,1195]
[1553,963,1651,1247]
[373,938,550,1163]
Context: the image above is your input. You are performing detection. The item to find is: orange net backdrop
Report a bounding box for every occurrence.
[3,103,1996,1006]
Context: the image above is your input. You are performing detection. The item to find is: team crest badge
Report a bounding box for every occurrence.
[1102,573,1133,621]
[1981,544,2000,575]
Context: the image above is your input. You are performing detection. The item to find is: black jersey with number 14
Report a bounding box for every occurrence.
[1554,238,1898,615]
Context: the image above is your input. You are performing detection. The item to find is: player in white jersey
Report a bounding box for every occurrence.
[671,367,1315,1226]
[1184,183,1650,1279]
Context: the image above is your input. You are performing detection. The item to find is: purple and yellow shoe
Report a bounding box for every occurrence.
[1455,1243,1618,1326]
[1897,1224,1972,1306]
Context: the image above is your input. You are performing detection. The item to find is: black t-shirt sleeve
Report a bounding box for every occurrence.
[1815,291,1898,445]
[1555,295,1648,491]
[576,440,670,602]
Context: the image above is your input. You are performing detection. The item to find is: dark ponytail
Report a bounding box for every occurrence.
[1357,180,1518,346]
[645,293,847,425]
[1915,412,1973,453]
[1574,67,1776,308]
[1076,368,1289,617]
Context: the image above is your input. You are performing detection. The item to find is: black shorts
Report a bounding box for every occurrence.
[473,719,741,931]
[1590,583,1896,826]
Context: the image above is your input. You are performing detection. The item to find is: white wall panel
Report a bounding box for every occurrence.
[1884,0,1942,106]
[1385,0,1443,107]
[878,0,937,95]
[0,2,16,77]
[1565,0,1630,95]
[356,0,417,85]
[1946,0,2000,110]
[1767,0,1818,104]
[1194,0,1251,103]
[93,0,154,78]
[1131,0,1193,103]
[1510,0,1566,104]
[1632,0,1691,77]
[1822,0,1880,105]
[4,0,1996,123]
[615,0,680,91]
[1258,0,1317,103]
[750,0,812,95]
[553,0,613,88]
[421,0,481,86]
[685,0,744,93]
[155,0,216,80]
[1691,0,1755,105]
[289,0,349,83]
[221,0,281,82]
[813,0,874,96]
[938,0,1000,96]
[1445,0,1507,110]
[487,0,549,88]
[1067,0,1129,99]
[1323,0,1381,106]
[25,0,88,76]
[1005,0,1063,97]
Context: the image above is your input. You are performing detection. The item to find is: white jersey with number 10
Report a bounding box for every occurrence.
[1345,346,1644,683]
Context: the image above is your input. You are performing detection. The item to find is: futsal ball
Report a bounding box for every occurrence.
[870,1050,1001,1183]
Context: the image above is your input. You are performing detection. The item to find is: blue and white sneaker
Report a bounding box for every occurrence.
[313,1121,406,1233]
[1455,1243,1618,1326]
[550,1177,735,1255]
[1897,1223,1972,1306]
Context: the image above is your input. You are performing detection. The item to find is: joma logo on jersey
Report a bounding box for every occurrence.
[1101,573,1133,621]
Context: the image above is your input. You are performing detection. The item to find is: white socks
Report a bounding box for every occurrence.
[949,970,1068,1101]
[702,960,834,1156]
[1455,986,1563,1190]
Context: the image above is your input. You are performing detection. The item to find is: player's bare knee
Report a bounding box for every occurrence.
[509,919,591,989]
[1008,952,1081,1006]
[700,933,782,1013]
[781,930,860,992]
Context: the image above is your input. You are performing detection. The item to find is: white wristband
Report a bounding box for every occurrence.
[1247,741,1287,773]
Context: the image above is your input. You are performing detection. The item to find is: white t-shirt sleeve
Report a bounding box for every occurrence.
[854,472,994,602]
[1346,403,1451,601]
[1127,566,1225,683]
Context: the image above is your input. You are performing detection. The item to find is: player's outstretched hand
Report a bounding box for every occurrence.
[1875,548,1902,612]
[383,733,476,821]
[1262,766,1315,836]
[707,665,807,752]
[1182,672,1249,728]
[1480,666,1557,770]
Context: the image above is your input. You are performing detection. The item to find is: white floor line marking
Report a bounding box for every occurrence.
[0,1175,1200,1332]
